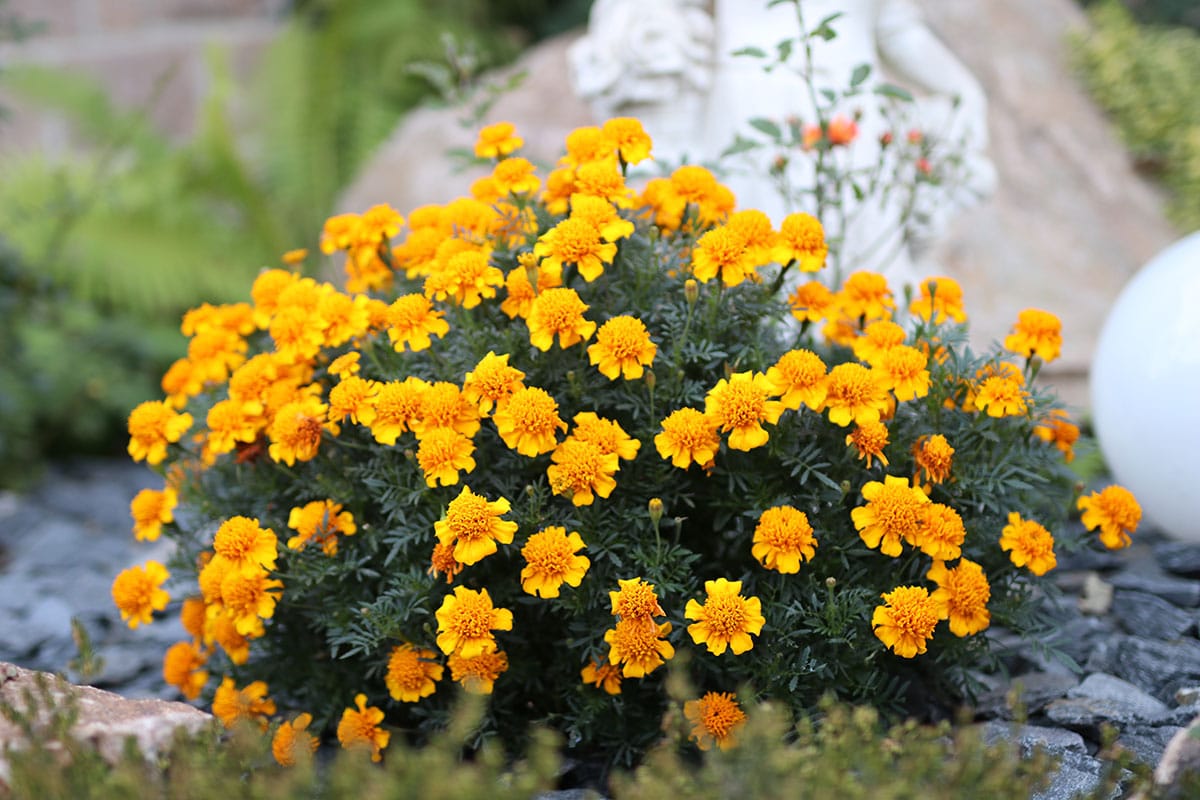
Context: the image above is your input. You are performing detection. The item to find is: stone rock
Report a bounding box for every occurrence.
[1035,750,1111,800]
[1110,590,1196,640]
[976,671,1079,719]
[1101,638,1200,705]
[1151,714,1200,798]
[1155,543,1200,578]
[1109,572,1200,608]
[0,661,212,788]
[1175,687,1200,706]
[1067,673,1169,717]
[1077,573,1114,616]
[981,720,1089,756]
[1118,726,1184,768]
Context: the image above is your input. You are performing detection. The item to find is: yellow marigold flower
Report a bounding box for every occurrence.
[434,486,518,566]
[839,271,895,322]
[1078,485,1141,550]
[573,158,634,207]
[412,381,481,440]
[112,561,170,629]
[823,362,890,427]
[386,643,443,702]
[272,713,318,767]
[127,401,193,465]
[428,541,464,585]
[928,558,991,637]
[973,374,1027,417]
[281,247,308,266]
[205,398,262,457]
[670,163,725,213]
[317,288,371,348]
[491,156,540,195]
[328,375,380,427]
[765,349,828,412]
[130,487,176,543]
[534,217,617,282]
[604,617,674,678]
[207,610,252,664]
[162,640,208,700]
[609,577,664,620]
[540,166,578,215]
[434,585,514,657]
[851,475,931,557]
[726,209,776,267]
[915,503,966,561]
[588,315,657,380]
[500,259,562,320]
[416,428,477,488]
[872,585,939,658]
[368,377,429,445]
[180,596,206,642]
[471,175,501,203]
[428,250,504,309]
[846,420,890,468]
[561,125,611,166]
[852,320,907,366]
[528,287,596,351]
[287,500,356,556]
[448,649,509,694]
[788,279,836,324]
[520,526,590,598]
[910,276,967,324]
[463,351,526,415]
[602,116,652,165]
[684,692,747,751]
[474,121,523,159]
[160,357,203,408]
[1004,307,1062,362]
[214,516,279,575]
[337,694,389,762]
[386,293,450,352]
[269,304,325,364]
[212,678,275,731]
[878,344,930,402]
[548,439,620,506]
[685,578,765,656]
[250,267,298,324]
[752,505,817,574]
[705,371,784,451]
[493,386,567,456]
[1000,512,1057,575]
[328,351,361,378]
[569,412,641,461]
[1033,409,1079,464]
[691,226,754,287]
[268,397,333,466]
[197,554,231,606]
[655,407,720,470]
[581,658,622,695]
[186,326,248,384]
[772,212,827,272]
[570,192,635,242]
[220,569,283,636]
[913,434,955,487]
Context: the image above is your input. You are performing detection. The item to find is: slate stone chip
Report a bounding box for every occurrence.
[1110,589,1196,639]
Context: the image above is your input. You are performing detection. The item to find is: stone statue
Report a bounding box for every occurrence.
[569,0,995,287]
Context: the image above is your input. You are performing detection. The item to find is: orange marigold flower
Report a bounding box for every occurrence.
[561,125,610,167]
[573,159,634,207]
[491,156,540,195]
[220,569,283,636]
[824,362,890,427]
[852,320,907,367]
[269,304,325,364]
[1078,485,1141,550]
[548,438,620,506]
[528,287,597,351]
[851,475,931,557]
[788,280,836,324]
[685,578,765,656]
[434,486,518,566]
[213,516,278,575]
[474,121,523,159]
[448,649,509,694]
[609,577,664,620]
[872,585,939,657]
[428,541,463,585]
[501,256,563,320]
[569,411,640,461]
[268,396,334,465]
[493,386,567,456]
[705,371,784,451]
[272,712,318,767]
[112,561,170,629]
[684,692,747,751]
[250,267,298,325]
[928,558,991,637]
[540,166,578,215]
[368,377,429,445]
[416,428,477,488]
[909,276,967,324]
[569,193,635,242]
[127,401,193,465]
[827,113,858,145]
[726,209,775,267]
[429,250,505,309]
[1004,307,1062,362]
[604,617,674,678]
[337,694,389,762]
[655,407,720,470]
[1033,409,1079,463]
[915,503,966,561]
[878,345,930,402]
[162,640,208,700]
[180,596,206,641]
[386,293,450,352]
[602,116,652,165]
[752,505,817,574]
[412,381,481,440]
[328,351,361,379]
[847,420,890,468]
[772,212,827,272]
[212,677,276,730]
[999,512,1057,576]
[913,434,954,487]
[328,375,380,427]
[587,315,657,381]
[130,486,177,543]
[434,586,514,657]
[463,351,526,415]
[386,643,443,702]
[205,398,262,457]
[691,225,754,287]
[534,217,616,282]
[581,659,622,695]
[765,349,828,412]
[207,610,252,665]
[287,500,356,556]
[520,526,590,598]
[973,374,1027,418]
[839,271,894,322]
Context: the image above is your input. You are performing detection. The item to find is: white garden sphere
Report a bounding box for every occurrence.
[1090,231,1200,543]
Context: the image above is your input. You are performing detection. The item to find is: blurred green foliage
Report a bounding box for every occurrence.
[1081,0,1200,31]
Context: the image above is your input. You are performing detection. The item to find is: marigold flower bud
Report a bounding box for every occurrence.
[644,369,656,392]
[684,279,699,306]
[648,498,664,527]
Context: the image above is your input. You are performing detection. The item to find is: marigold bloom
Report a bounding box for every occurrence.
[691,225,754,287]
[448,649,509,694]
[878,345,930,402]
[847,420,890,468]
[569,412,640,461]
[207,610,252,664]
[609,577,664,620]
[913,434,954,487]
[386,293,450,352]
[910,276,967,324]
[752,505,817,573]
[772,212,827,272]
[205,398,262,457]
[852,320,907,367]
[928,559,991,636]
[973,374,1027,418]
[493,386,567,456]
[851,475,931,557]
[268,397,333,465]
[839,271,894,322]
[272,713,318,767]
[520,526,590,598]
[548,438,620,506]
[180,596,206,641]
[1033,409,1079,463]
[561,125,610,166]
[212,677,276,730]
[269,304,325,364]
[435,586,514,657]
[428,541,464,585]
[474,121,523,159]
[328,375,379,427]
[602,116,652,164]
[112,561,170,628]
[788,280,836,323]
[287,500,356,555]
[705,371,784,451]
[463,352,526,415]
[685,578,765,656]
[581,658,622,695]
[434,486,518,566]
[528,287,597,351]
[369,377,428,445]
[872,585,939,657]
[1004,308,1062,362]
[605,617,674,678]
[1078,485,1141,550]
[491,156,540,195]
[130,487,177,542]
[534,217,617,282]
[1000,512,1057,575]
[386,643,443,702]
[684,692,747,751]
[655,407,720,469]
[429,250,505,309]
[127,401,193,465]
[570,192,635,243]
[765,349,827,412]
[416,428,477,488]
[337,694,390,762]
[328,351,361,378]
[412,381,481,440]
[827,113,858,145]
[588,315,657,381]
[213,516,278,575]
[573,159,634,207]
[162,640,208,700]
[501,257,562,319]
[824,362,890,427]
[220,569,283,636]
[915,503,966,561]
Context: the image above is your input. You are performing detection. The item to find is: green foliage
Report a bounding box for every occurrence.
[1071,0,1200,229]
